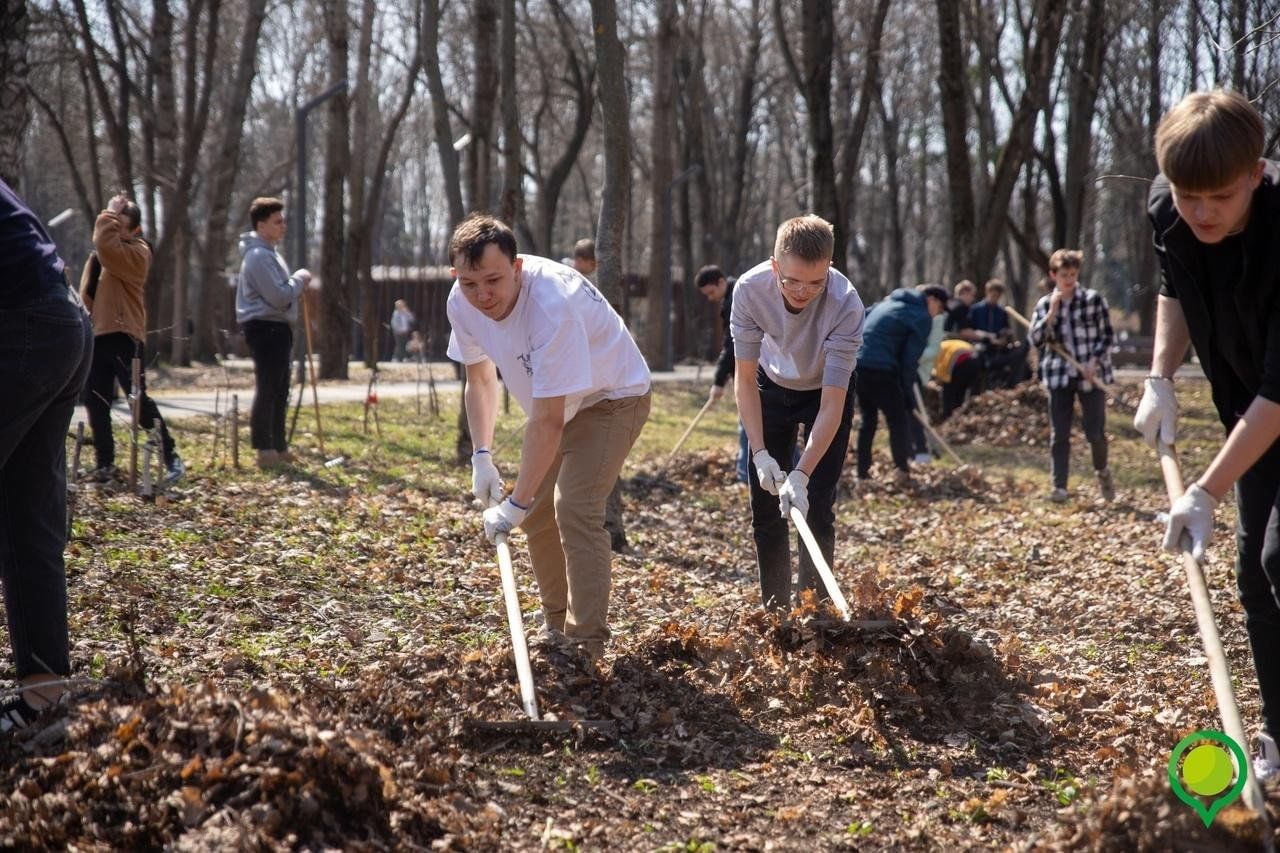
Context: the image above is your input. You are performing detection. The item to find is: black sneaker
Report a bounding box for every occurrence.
[0,696,40,734]
[84,465,119,483]
[1096,468,1115,502]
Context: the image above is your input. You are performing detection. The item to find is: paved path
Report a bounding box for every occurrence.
[82,363,717,424]
[80,362,1203,426]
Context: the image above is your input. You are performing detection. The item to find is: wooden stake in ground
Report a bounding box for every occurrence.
[300,291,326,454]
[788,507,851,619]
[128,356,141,493]
[1157,441,1272,835]
[231,393,240,470]
[911,384,965,466]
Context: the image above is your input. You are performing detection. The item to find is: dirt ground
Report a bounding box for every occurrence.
[1,380,1276,850]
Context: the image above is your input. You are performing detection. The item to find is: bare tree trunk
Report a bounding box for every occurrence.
[645,0,677,368]
[424,0,464,228]
[1138,0,1164,334]
[0,0,30,186]
[591,0,632,552]
[836,0,892,269]
[718,0,764,275]
[497,0,524,231]
[878,86,904,293]
[350,0,375,367]
[1062,0,1108,249]
[467,0,499,213]
[318,0,351,379]
[195,0,269,361]
[935,0,976,281]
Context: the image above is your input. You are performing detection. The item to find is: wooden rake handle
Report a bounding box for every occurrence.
[788,507,851,620]
[495,531,540,721]
[1156,442,1270,826]
[667,396,716,464]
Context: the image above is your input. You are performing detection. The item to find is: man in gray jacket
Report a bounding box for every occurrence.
[236,197,311,468]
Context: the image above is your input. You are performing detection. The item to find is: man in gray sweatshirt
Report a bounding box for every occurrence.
[235,197,311,468]
[731,215,865,613]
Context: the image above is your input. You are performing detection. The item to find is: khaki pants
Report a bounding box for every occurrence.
[520,393,651,646]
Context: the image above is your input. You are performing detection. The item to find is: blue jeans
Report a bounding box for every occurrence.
[748,368,856,612]
[0,280,93,679]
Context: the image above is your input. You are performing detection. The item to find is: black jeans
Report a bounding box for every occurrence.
[242,319,293,452]
[1048,378,1107,488]
[906,379,929,457]
[1234,439,1280,737]
[749,368,856,612]
[856,367,909,476]
[0,281,93,679]
[83,332,175,468]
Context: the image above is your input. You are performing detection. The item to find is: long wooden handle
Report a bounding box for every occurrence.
[300,292,326,454]
[1157,441,1270,825]
[911,384,965,465]
[667,397,716,463]
[789,507,851,620]
[496,532,540,721]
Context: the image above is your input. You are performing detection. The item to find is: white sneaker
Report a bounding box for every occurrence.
[912,453,933,465]
[1048,487,1069,503]
[1255,731,1280,782]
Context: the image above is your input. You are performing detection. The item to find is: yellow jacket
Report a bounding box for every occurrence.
[79,211,150,340]
[933,339,975,383]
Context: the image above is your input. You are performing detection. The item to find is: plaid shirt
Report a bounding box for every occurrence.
[1028,287,1114,390]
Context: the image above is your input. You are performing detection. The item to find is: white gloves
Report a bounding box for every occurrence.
[708,384,725,404]
[779,470,810,518]
[483,498,528,543]
[1163,483,1218,563]
[292,268,313,287]
[752,449,786,495]
[471,449,504,505]
[1134,376,1178,447]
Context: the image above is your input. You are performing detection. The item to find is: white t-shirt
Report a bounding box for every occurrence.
[447,255,651,421]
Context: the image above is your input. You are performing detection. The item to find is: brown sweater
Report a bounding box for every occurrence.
[79,211,150,340]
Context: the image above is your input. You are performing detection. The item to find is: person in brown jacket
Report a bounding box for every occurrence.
[79,193,184,483]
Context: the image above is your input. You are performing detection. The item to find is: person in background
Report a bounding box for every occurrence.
[235,197,311,469]
[571,238,597,279]
[390,299,416,362]
[79,192,184,484]
[1028,248,1115,503]
[697,265,749,483]
[855,286,948,482]
[0,178,93,733]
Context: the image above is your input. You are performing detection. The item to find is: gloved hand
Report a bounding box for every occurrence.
[752,449,786,495]
[1134,376,1178,447]
[1163,483,1217,563]
[483,498,527,543]
[471,450,504,505]
[778,470,809,518]
[292,268,313,286]
[708,384,725,404]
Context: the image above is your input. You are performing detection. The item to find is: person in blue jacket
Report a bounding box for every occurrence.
[855,286,949,482]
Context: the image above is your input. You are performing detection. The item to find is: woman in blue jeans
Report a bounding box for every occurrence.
[0,179,94,733]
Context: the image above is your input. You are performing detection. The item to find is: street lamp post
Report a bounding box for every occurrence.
[663,163,702,371]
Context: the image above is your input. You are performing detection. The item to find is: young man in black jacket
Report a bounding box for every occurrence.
[1138,89,1280,778]
[697,265,748,483]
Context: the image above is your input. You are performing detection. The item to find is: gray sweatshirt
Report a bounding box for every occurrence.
[236,232,305,324]
[731,259,865,390]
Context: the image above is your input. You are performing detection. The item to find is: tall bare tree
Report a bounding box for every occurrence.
[646,0,678,368]
[0,0,30,186]
[318,0,351,379]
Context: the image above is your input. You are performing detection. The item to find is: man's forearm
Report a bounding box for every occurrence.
[510,402,565,506]
[735,359,765,451]
[463,376,499,450]
[1197,396,1280,499]
[794,386,846,476]
[1151,295,1191,379]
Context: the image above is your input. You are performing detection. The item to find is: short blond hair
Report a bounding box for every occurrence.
[774,215,834,263]
[1155,90,1264,192]
[1048,249,1083,272]
[954,279,976,299]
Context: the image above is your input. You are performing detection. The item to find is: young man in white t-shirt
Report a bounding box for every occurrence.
[446,215,651,660]
[732,215,865,613]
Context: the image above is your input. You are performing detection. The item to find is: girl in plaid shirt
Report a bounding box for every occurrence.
[1028,249,1116,502]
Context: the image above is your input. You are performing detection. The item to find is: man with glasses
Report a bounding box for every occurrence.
[731,215,865,613]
